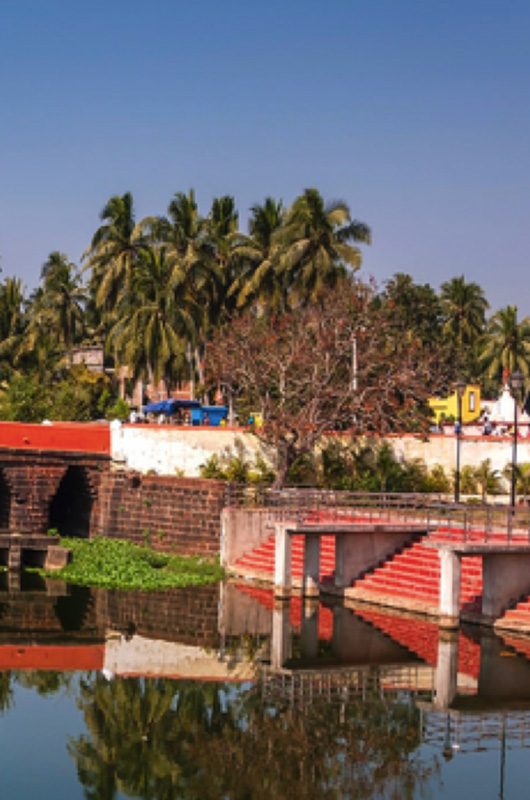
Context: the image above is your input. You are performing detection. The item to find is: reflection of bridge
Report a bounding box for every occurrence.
[422,709,530,754]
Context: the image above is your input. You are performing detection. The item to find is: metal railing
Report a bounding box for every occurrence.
[224,485,530,546]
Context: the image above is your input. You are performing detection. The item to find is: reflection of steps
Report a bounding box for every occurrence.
[498,632,530,661]
[351,540,483,615]
[234,583,333,640]
[355,606,481,679]
[354,607,439,666]
[496,596,530,632]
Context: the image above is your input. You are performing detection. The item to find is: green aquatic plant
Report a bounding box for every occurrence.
[40,536,223,591]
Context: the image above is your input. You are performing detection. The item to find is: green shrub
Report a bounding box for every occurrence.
[40,536,224,591]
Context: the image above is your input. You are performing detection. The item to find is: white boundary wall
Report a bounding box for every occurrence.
[110,421,266,476]
[110,422,530,479]
[388,433,530,476]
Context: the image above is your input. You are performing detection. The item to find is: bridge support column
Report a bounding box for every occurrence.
[334,535,355,589]
[483,553,530,621]
[300,601,319,660]
[271,601,291,670]
[8,543,21,571]
[434,632,459,709]
[274,524,292,598]
[303,534,320,597]
[439,549,461,629]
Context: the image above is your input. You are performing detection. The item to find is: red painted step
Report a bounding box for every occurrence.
[235,534,337,581]
[351,540,483,613]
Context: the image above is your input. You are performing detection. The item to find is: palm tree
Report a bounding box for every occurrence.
[193,195,241,374]
[85,192,145,318]
[0,277,26,379]
[474,458,501,502]
[515,463,530,504]
[39,251,86,349]
[107,245,199,387]
[206,195,240,315]
[481,305,530,384]
[275,188,371,307]
[230,197,285,311]
[18,254,85,379]
[440,276,488,377]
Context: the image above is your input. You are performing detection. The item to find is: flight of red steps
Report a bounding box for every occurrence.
[354,537,483,614]
[233,513,530,627]
[234,534,337,583]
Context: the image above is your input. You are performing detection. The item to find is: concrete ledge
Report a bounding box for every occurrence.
[424,542,530,555]
[343,587,440,618]
[44,546,71,571]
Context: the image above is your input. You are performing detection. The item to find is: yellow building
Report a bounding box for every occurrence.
[428,384,481,425]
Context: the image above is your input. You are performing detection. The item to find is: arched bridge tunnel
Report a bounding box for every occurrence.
[0,449,108,538]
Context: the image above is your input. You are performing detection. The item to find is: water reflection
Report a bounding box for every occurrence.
[0,579,528,798]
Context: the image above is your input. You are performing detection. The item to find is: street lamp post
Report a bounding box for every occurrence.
[509,369,524,509]
[454,380,466,503]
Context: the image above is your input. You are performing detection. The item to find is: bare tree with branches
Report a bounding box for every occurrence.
[206,281,445,486]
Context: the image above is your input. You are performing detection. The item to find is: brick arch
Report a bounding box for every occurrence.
[48,465,94,538]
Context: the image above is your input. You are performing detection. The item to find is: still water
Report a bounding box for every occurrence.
[0,574,528,799]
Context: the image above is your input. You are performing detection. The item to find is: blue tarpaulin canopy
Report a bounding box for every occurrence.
[142,399,201,414]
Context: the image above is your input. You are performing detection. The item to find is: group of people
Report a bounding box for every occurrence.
[432,413,530,438]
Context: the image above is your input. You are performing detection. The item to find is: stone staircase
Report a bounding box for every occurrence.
[233,532,483,615]
[348,539,483,616]
[232,523,530,632]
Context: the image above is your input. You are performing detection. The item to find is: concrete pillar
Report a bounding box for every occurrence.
[274,524,292,598]
[300,601,319,660]
[439,549,461,628]
[7,570,20,593]
[334,536,357,588]
[332,603,345,655]
[303,533,321,597]
[434,632,459,709]
[271,601,291,670]
[482,553,530,620]
[8,544,21,572]
[335,529,421,589]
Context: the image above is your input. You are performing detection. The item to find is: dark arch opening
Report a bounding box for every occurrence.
[49,466,93,538]
[0,470,11,530]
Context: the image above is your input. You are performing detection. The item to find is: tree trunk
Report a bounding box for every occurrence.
[273,441,298,489]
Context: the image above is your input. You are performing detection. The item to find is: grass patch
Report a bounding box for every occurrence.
[40,536,224,591]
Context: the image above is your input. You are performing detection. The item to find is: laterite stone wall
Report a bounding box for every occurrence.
[94,472,227,556]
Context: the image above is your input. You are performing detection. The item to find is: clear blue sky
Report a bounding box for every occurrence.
[1,0,529,313]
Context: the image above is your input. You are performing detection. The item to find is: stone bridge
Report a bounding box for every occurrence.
[0,448,109,537]
[0,422,226,553]
[0,422,111,538]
